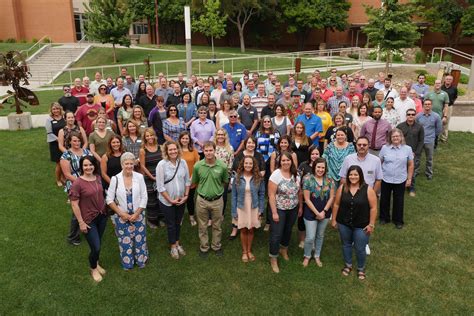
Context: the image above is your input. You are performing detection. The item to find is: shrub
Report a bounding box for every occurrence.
[415,51,427,64]
[430,53,441,63]
[5,38,16,43]
[348,53,359,59]
[0,39,3,43]
[44,37,52,43]
[425,74,436,85]
[31,38,38,43]
[415,69,428,75]
[460,74,469,84]
[458,87,466,96]
[367,51,377,61]
[392,53,403,62]
[442,53,452,62]
[20,39,27,43]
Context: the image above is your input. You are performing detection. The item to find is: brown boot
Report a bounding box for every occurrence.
[270,257,280,273]
[279,248,289,261]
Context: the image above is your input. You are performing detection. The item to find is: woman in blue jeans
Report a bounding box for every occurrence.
[331,165,377,280]
[268,151,303,273]
[302,158,335,267]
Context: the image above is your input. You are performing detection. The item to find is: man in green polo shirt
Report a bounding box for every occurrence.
[425,79,449,120]
[192,141,229,257]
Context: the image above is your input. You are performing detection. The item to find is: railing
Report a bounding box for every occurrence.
[431,47,473,63]
[51,47,369,86]
[20,35,51,60]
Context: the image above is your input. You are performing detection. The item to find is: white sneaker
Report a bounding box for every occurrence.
[298,241,304,249]
[170,247,179,259]
[189,216,197,226]
[365,244,371,256]
[176,245,186,256]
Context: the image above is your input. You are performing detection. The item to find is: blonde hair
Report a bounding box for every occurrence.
[141,127,158,147]
[49,102,64,117]
[213,128,233,153]
[161,140,182,161]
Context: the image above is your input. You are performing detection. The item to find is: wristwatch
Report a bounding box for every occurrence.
[369,224,375,228]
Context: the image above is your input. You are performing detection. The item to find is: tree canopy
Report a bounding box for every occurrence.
[192,0,227,58]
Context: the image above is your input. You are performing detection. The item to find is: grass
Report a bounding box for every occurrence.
[0,129,473,314]
[137,44,274,55]
[0,89,61,116]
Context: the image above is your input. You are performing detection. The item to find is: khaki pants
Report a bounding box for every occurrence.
[196,195,223,252]
[440,106,452,142]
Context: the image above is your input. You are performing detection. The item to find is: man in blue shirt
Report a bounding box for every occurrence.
[416,99,442,180]
[295,103,323,145]
[222,110,247,155]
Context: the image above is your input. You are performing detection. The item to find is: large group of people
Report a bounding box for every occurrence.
[45,66,457,282]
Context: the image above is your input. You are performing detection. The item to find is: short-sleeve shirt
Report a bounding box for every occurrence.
[269,169,300,210]
[339,153,383,188]
[425,90,449,116]
[88,130,115,157]
[222,122,247,152]
[69,177,106,224]
[295,113,323,144]
[192,159,229,198]
[75,103,102,135]
[302,174,334,220]
[238,105,258,131]
[379,144,414,184]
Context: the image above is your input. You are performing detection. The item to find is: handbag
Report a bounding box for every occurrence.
[106,175,120,216]
[164,159,181,185]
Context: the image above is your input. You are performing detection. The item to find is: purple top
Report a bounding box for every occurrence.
[360,118,392,150]
[190,118,216,153]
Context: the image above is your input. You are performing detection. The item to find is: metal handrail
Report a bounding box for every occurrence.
[20,35,50,59]
[431,47,473,63]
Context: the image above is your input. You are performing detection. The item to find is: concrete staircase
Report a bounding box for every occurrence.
[27,44,90,86]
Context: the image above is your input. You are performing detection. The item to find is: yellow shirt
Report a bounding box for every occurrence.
[316,111,332,140]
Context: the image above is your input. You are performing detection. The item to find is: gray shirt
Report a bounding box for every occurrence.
[339,153,383,188]
[156,159,191,206]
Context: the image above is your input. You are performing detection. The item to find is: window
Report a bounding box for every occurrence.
[133,23,149,35]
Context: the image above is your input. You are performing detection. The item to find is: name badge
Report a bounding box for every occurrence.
[237,129,242,133]
[368,171,373,175]
[250,111,254,115]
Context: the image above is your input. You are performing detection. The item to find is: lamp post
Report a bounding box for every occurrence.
[155,0,160,48]
[184,6,192,79]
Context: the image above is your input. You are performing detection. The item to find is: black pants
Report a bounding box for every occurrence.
[269,207,298,257]
[159,200,185,244]
[84,213,108,268]
[380,180,406,225]
[68,213,80,244]
[186,187,196,216]
[222,183,229,216]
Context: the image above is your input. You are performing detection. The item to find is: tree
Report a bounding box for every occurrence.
[84,0,133,63]
[363,0,421,74]
[192,0,227,60]
[414,0,471,47]
[461,5,474,37]
[280,0,351,51]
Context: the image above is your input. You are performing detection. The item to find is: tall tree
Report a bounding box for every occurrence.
[414,0,471,47]
[363,0,421,74]
[192,0,227,60]
[280,0,351,51]
[84,0,133,63]
[461,5,474,37]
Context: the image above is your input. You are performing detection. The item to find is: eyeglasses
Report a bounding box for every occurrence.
[406,113,416,116]
[229,115,237,118]
[217,133,225,136]
[63,89,70,92]
[169,109,177,112]
[199,112,207,114]
[330,80,336,82]
[99,88,106,90]
[263,121,271,123]
[348,79,353,81]
[357,144,368,147]
[331,71,337,74]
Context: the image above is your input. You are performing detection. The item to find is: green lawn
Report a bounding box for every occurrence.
[0,129,472,314]
[0,89,61,116]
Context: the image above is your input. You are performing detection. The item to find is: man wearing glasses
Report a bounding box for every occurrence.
[328,68,342,86]
[222,110,247,156]
[58,85,80,113]
[138,85,157,117]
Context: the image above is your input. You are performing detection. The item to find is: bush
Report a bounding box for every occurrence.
[348,53,359,59]
[44,37,52,43]
[415,51,427,64]
[5,38,16,43]
[425,74,436,85]
[20,39,28,43]
[442,53,452,62]
[367,51,377,61]
[430,53,441,62]
[0,39,3,43]
[460,74,469,84]
[392,53,403,62]
[415,69,428,75]
[31,38,38,44]
[458,87,466,96]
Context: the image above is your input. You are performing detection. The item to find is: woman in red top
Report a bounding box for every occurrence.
[69,156,108,282]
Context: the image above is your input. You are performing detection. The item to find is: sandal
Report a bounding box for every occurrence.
[242,253,249,263]
[341,265,352,276]
[302,257,310,267]
[248,252,256,262]
[358,271,366,280]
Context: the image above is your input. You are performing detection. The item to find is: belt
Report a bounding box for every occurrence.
[199,194,222,202]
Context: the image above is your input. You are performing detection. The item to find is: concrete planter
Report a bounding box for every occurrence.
[7,112,33,130]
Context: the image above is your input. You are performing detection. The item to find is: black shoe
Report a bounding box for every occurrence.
[228,234,237,241]
[379,219,389,225]
[68,239,81,246]
[395,223,404,229]
[215,248,224,257]
[426,176,432,181]
[199,250,209,258]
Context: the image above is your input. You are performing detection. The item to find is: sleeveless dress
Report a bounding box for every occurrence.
[237,176,261,229]
[144,147,162,222]
[49,117,66,162]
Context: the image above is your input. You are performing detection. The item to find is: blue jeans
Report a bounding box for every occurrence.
[84,213,107,269]
[338,223,370,272]
[303,218,329,258]
[269,207,298,257]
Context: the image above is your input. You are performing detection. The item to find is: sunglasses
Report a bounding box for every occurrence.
[229,115,237,118]
[357,144,368,147]
[169,109,177,112]
[406,113,416,116]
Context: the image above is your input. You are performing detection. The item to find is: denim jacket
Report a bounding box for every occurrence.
[231,175,266,218]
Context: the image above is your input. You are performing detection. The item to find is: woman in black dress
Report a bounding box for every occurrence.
[45,102,66,186]
[290,121,311,167]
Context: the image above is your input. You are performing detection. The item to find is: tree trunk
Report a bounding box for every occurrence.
[112,43,117,63]
[238,24,245,53]
[296,30,307,51]
[211,36,215,60]
[14,96,22,114]
[385,50,391,75]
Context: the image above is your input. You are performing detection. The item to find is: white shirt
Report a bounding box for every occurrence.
[394,97,416,123]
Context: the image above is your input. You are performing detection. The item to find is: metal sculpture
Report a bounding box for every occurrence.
[0,51,39,114]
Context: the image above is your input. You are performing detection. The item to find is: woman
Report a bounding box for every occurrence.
[255,116,280,164]
[135,81,147,102]
[315,99,332,154]
[331,165,377,280]
[190,106,216,158]
[269,135,298,173]
[88,116,115,162]
[92,107,117,133]
[179,131,201,226]
[122,120,142,160]
[362,92,374,116]
[231,156,265,262]
[211,80,224,103]
[290,121,311,167]
[207,99,218,125]
[349,95,361,118]
[69,156,108,282]
[163,104,186,142]
[298,145,320,178]
[268,152,303,273]
[382,97,400,128]
[271,104,292,137]
[207,76,215,90]
[94,84,115,121]
[45,102,66,186]
[328,77,338,94]
[323,128,356,187]
[129,105,148,135]
[156,141,191,259]
[100,135,124,193]
[352,104,373,139]
[177,92,197,129]
[214,128,234,219]
[302,158,335,267]
[60,132,93,246]
[372,90,386,109]
[216,98,233,129]
[379,128,414,229]
[106,152,149,270]
[117,94,134,135]
[234,81,243,97]
[232,94,242,110]
[58,111,88,153]
[199,92,211,108]
[139,128,163,228]
[324,113,354,148]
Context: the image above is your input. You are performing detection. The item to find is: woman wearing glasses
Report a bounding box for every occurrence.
[163,104,186,142]
[94,84,115,121]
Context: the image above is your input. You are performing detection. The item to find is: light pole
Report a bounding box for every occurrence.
[155,0,160,48]
[184,6,192,79]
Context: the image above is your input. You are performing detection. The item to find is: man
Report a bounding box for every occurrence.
[250,83,268,114]
[412,74,430,101]
[362,79,379,101]
[222,72,233,89]
[105,77,115,94]
[75,93,101,136]
[302,74,314,94]
[243,80,257,98]
[176,72,186,91]
[380,77,399,100]
[319,79,334,102]
[190,107,216,155]
[261,93,277,118]
[82,76,91,91]
[239,69,250,87]
[425,79,449,147]
[328,87,351,117]
[155,77,173,104]
[339,136,382,255]
[192,141,229,258]
[345,82,363,103]
[110,78,132,109]
[273,81,283,101]
[138,85,157,117]
[374,72,386,90]
[416,99,442,180]
[327,68,342,86]
[166,83,182,108]
[440,75,458,142]
[287,90,304,124]
[71,78,89,106]
[89,72,106,95]
[120,67,128,79]
[58,85,80,113]
[295,103,323,145]
[217,69,225,84]
[237,94,259,135]
[222,110,247,155]
[196,81,211,105]
[397,108,425,196]
[123,75,136,98]
[263,70,274,88]
[296,79,309,103]
[394,87,416,123]
[357,75,368,93]
[360,106,392,156]
[251,71,260,84]
[276,87,292,107]
[285,76,297,91]
[219,80,238,104]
